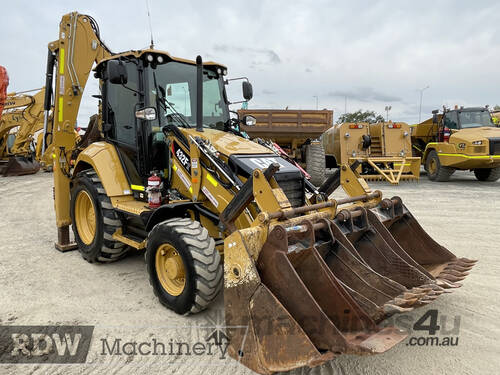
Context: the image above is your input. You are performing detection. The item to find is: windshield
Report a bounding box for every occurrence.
[458,110,494,128]
[146,61,229,130]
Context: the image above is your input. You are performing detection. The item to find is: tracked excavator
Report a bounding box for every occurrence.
[0,86,47,176]
[45,12,475,374]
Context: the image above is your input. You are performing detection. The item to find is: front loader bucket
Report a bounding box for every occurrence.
[0,156,40,176]
[223,198,475,374]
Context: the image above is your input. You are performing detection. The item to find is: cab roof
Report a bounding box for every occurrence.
[94,48,226,70]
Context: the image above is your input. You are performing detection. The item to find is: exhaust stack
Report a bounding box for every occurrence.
[196,55,203,132]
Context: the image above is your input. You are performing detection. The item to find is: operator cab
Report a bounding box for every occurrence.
[440,107,495,130]
[94,50,253,199]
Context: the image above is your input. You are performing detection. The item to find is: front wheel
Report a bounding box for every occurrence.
[425,150,455,182]
[473,167,500,182]
[146,218,223,314]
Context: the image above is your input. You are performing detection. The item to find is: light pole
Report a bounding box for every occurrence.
[313,95,318,110]
[385,105,392,122]
[418,85,430,123]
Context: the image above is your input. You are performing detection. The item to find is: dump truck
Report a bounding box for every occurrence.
[238,109,333,186]
[0,87,47,176]
[323,121,421,184]
[412,106,500,181]
[44,12,475,374]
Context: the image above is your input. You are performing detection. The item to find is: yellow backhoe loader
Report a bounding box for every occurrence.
[45,12,475,374]
[323,121,421,184]
[0,87,47,176]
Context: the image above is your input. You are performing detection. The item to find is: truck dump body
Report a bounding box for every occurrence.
[323,122,421,184]
[238,109,333,185]
[238,109,333,146]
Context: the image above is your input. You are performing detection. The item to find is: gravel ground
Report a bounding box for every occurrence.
[0,170,499,374]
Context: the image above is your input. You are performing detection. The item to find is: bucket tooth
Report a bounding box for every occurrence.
[438,273,466,282]
[445,264,473,273]
[383,304,413,315]
[436,279,462,288]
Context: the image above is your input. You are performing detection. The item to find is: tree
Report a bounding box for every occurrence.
[336,109,385,124]
[493,105,500,111]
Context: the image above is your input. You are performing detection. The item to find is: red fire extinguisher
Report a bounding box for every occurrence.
[147,173,163,208]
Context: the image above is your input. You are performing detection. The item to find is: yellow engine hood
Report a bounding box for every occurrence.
[181,128,271,156]
[452,127,500,142]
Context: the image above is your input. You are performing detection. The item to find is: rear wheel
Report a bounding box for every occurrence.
[474,167,500,182]
[425,150,455,182]
[70,170,128,263]
[146,218,223,314]
[305,143,326,186]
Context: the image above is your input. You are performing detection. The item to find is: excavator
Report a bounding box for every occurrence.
[0,86,46,176]
[44,12,475,374]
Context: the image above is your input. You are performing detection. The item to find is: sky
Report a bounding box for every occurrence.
[1,0,499,125]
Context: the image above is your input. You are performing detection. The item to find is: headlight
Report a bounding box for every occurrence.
[400,150,405,157]
[472,140,482,145]
[217,68,222,75]
[344,132,350,138]
[146,54,154,62]
[352,151,357,157]
[157,55,164,63]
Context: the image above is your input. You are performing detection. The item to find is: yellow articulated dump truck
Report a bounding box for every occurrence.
[412,106,500,181]
[44,11,476,374]
[322,121,420,184]
[238,109,333,186]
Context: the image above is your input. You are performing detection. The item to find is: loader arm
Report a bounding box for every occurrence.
[44,12,112,244]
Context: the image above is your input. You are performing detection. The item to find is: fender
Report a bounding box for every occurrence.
[145,201,213,231]
[73,142,131,197]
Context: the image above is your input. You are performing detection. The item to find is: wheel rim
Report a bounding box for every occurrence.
[75,190,96,245]
[428,158,437,175]
[155,244,186,296]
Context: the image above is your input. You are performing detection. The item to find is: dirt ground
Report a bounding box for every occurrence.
[0,170,499,374]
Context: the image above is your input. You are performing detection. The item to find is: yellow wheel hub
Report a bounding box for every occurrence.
[429,158,437,174]
[155,244,186,296]
[75,190,96,245]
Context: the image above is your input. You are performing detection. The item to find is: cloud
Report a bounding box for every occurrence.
[262,89,276,95]
[327,87,402,103]
[213,44,281,65]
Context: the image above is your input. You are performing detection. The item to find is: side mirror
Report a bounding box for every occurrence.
[242,81,253,101]
[242,115,256,126]
[107,60,128,84]
[135,107,157,120]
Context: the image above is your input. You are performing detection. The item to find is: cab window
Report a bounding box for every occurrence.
[443,112,458,129]
[107,61,140,146]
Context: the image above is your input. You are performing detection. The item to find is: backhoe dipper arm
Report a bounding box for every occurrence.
[44,12,112,250]
[8,88,46,154]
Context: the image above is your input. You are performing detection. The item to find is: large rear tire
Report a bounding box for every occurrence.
[70,170,128,263]
[425,150,455,182]
[474,167,500,182]
[146,218,223,314]
[305,143,326,186]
